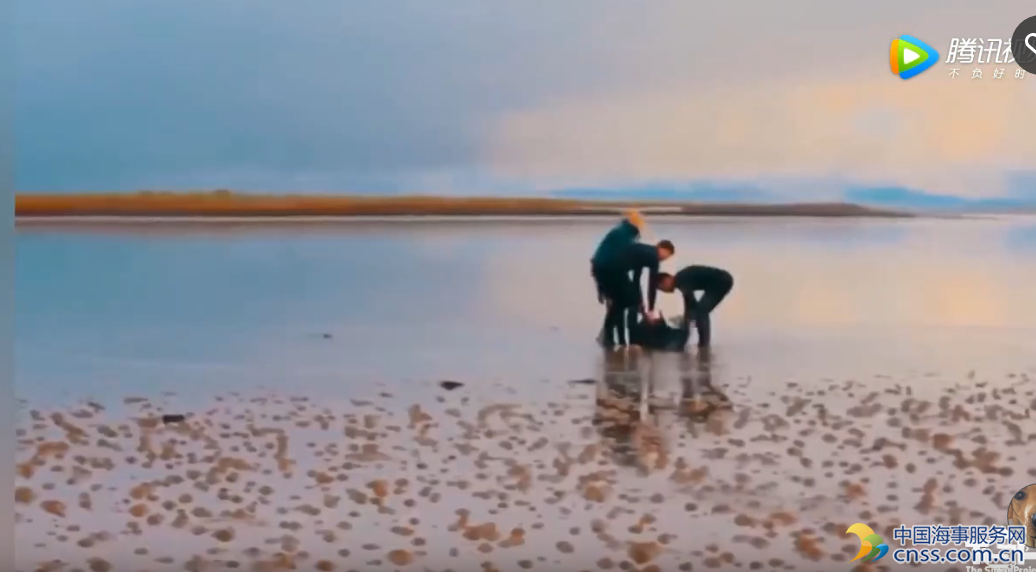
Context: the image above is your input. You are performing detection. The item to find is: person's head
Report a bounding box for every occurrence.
[657,240,675,261]
[656,272,676,293]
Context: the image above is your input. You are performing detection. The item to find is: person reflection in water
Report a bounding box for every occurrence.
[678,348,733,428]
[593,349,667,473]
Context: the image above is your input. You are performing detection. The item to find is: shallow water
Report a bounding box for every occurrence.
[14,216,1036,571]
[16,216,1036,403]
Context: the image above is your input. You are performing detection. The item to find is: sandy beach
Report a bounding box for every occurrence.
[14,0,1036,569]
[15,354,1036,572]
[15,193,908,219]
[15,216,1036,572]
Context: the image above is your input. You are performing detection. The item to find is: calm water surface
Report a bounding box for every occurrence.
[15,216,1036,405]
[15,216,1036,572]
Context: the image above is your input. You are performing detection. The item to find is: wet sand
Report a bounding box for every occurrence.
[15,347,1036,572]
[15,216,1036,571]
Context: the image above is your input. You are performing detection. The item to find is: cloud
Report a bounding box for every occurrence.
[484,67,1035,198]
[15,0,539,190]
[14,0,1036,195]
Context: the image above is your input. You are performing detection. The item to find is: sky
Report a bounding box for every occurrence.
[13,1,1036,200]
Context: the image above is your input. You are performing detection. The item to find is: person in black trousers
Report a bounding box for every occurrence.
[590,215,642,343]
[656,265,734,348]
[593,240,675,347]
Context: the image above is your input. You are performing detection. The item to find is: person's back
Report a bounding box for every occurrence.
[590,215,643,348]
[656,265,734,348]
[592,219,640,268]
[589,211,674,348]
[617,241,672,314]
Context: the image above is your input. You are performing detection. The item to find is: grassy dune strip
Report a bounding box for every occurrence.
[14,192,909,218]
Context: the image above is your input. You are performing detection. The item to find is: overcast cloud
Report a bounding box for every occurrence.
[14,1,1036,197]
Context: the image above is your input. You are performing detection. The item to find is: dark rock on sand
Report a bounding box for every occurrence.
[438,381,465,391]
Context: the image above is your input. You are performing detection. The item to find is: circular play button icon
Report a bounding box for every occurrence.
[1012,16,1036,74]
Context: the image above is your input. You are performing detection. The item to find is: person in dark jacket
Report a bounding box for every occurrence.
[593,232,674,347]
[656,265,734,348]
[590,213,643,347]
[591,216,642,303]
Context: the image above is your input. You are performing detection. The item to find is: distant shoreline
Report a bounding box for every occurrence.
[16,192,911,219]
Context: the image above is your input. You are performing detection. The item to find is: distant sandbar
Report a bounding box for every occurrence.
[15,192,911,219]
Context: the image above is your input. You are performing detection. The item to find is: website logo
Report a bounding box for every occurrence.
[1012,16,1036,75]
[1007,483,1036,549]
[847,523,889,562]
[890,35,939,79]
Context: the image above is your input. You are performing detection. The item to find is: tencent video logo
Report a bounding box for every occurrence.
[890,35,939,79]
[847,523,889,563]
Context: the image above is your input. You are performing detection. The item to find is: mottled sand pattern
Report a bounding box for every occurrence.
[14,352,1036,572]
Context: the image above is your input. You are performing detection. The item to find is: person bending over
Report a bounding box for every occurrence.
[591,211,643,304]
[590,211,652,346]
[657,265,733,348]
[595,239,675,347]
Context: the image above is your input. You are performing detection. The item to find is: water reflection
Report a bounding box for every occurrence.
[594,347,737,471]
[14,218,1036,571]
[1006,222,1036,252]
[593,349,644,469]
[15,216,1036,404]
[483,217,1036,333]
[677,347,734,427]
